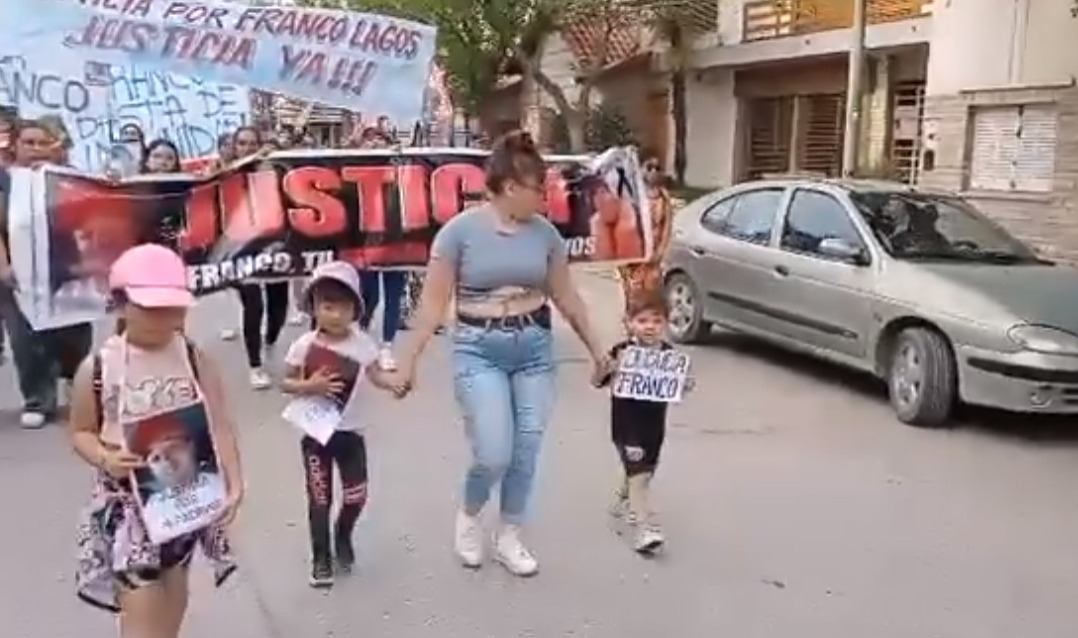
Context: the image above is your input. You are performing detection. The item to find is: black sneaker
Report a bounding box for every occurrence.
[309,559,334,588]
[335,534,355,573]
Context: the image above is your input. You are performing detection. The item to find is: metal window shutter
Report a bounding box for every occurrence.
[798,93,845,177]
[969,107,1018,191]
[746,96,793,179]
[1013,105,1057,193]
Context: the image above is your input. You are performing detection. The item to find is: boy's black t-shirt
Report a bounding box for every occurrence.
[601,339,672,445]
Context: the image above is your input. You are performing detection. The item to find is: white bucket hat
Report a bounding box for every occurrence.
[301,261,363,315]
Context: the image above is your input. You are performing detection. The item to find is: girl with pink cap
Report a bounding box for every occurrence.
[68,243,244,638]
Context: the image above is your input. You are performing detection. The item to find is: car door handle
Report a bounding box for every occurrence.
[689,245,706,257]
[773,265,789,277]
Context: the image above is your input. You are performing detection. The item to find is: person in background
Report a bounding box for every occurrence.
[222,126,290,388]
[615,150,672,309]
[212,132,234,172]
[275,126,297,150]
[0,116,12,361]
[397,130,608,577]
[39,115,75,166]
[272,126,311,327]
[140,139,182,174]
[350,126,405,368]
[0,115,14,168]
[70,244,242,637]
[0,119,94,428]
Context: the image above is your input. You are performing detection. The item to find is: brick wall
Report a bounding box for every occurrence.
[920,86,1078,263]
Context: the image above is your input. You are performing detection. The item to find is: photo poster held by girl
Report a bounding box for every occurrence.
[282,343,362,444]
[116,354,227,544]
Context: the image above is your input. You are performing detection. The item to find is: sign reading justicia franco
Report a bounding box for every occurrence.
[0,0,438,123]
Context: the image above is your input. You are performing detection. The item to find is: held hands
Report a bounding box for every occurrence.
[590,351,616,388]
[384,356,416,399]
[624,446,645,462]
[306,366,344,397]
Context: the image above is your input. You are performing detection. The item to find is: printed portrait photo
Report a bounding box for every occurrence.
[46,173,187,313]
[305,343,361,410]
[125,404,219,504]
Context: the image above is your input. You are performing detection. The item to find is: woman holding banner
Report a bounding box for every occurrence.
[223,126,290,389]
[396,130,608,577]
[140,139,183,174]
[0,119,93,429]
[351,126,406,369]
[616,150,673,308]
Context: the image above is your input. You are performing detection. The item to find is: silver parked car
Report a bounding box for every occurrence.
[663,177,1078,426]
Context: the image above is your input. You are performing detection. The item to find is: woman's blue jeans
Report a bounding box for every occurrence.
[452,323,556,525]
[358,270,405,343]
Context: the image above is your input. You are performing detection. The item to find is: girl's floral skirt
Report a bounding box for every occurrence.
[75,473,237,612]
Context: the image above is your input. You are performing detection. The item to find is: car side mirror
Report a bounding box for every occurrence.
[818,238,869,265]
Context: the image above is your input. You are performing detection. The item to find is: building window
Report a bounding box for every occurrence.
[968,104,1057,193]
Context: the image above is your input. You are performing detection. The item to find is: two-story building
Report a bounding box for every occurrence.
[684,0,1078,260]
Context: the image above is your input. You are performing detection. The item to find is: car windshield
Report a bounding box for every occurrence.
[849,191,1046,264]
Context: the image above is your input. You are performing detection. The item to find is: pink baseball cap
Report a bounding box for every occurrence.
[108,243,194,308]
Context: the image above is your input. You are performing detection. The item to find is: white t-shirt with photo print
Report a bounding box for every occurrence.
[284,327,380,431]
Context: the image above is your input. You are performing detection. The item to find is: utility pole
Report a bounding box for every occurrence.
[841,0,867,176]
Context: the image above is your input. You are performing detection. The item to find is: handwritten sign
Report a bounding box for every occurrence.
[282,396,341,445]
[0,0,438,123]
[0,55,247,172]
[612,346,691,403]
[82,64,248,169]
[141,471,227,544]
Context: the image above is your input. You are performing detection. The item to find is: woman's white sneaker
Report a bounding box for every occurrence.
[633,523,665,554]
[454,510,483,568]
[493,525,539,577]
[249,368,271,390]
[20,411,46,429]
[220,328,238,341]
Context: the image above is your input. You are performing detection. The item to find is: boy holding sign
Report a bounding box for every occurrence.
[280,262,407,588]
[593,292,693,554]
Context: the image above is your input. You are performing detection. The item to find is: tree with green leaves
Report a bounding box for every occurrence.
[319,0,634,151]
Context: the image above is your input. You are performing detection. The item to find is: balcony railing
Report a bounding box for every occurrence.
[742,0,932,42]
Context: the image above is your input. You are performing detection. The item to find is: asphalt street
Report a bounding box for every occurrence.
[2,272,1077,638]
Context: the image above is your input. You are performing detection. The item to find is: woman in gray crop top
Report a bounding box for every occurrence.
[397,131,608,577]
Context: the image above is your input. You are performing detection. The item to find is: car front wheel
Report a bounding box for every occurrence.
[887,327,957,427]
[665,272,711,343]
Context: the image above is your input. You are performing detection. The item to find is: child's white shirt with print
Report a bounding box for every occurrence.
[283,326,380,431]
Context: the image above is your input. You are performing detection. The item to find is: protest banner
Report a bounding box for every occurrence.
[8,146,649,329]
[612,346,691,403]
[126,404,227,544]
[83,63,248,169]
[0,0,438,124]
[0,55,247,172]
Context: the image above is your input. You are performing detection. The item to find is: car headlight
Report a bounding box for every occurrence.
[1007,325,1078,355]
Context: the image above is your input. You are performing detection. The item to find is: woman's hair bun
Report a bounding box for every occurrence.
[496,130,537,154]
